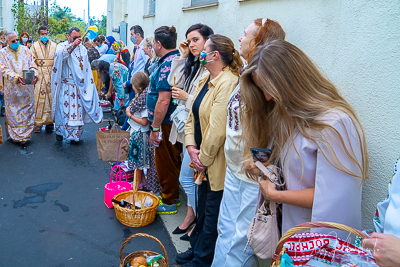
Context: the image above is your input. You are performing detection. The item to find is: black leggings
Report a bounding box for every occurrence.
[189,180,223,267]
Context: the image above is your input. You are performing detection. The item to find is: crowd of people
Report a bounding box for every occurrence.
[0,18,399,267]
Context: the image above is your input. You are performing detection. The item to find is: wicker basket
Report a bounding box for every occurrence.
[271,221,369,267]
[119,233,168,267]
[113,170,159,227]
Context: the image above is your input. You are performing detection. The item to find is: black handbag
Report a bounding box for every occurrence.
[116,106,127,126]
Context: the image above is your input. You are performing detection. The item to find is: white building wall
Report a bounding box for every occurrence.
[108,0,400,230]
[1,0,15,31]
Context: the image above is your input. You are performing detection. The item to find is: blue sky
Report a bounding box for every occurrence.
[26,0,107,22]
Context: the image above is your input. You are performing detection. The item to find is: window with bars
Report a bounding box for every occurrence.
[148,0,156,15]
[191,0,217,6]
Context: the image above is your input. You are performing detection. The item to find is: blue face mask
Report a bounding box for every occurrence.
[130,36,138,44]
[200,50,215,66]
[10,42,19,50]
[40,36,49,43]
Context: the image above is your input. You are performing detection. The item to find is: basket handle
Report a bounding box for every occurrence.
[110,165,128,183]
[116,137,130,164]
[119,233,169,265]
[271,221,369,264]
[128,169,141,211]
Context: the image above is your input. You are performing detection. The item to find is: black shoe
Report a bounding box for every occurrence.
[0,107,4,117]
[56,135,63,141]
[176,248,194,265]
[20,141,27,147]
[70,140,80,144]
[180,233,190,241]
[45,124,54,132]
[172,220,196,234]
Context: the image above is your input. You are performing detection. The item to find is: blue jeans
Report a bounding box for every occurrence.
[0,93,4,108]
[212,167,259,267]
[179,148,196,213]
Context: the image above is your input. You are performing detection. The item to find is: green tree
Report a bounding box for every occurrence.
[50,3,75,22]
[48,17,70,37]
[71,20,87,34]
[97,15,107,36]
[12,0,46,40]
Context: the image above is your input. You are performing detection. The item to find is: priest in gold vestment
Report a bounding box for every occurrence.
[31,26,57,133]
[0,31,38,145]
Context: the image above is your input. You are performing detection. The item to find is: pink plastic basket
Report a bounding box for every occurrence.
[104,165,133,208]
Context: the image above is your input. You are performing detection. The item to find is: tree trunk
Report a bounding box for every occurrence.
[45,0,49,25]
[40,0,44,25]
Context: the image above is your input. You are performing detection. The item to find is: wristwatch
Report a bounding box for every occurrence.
[151,125,160,132]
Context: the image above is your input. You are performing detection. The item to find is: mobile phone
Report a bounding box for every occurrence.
[250,147,272,163]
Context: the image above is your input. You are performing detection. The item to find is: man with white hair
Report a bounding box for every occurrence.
[0,31,38,145]
[51,27,103,143]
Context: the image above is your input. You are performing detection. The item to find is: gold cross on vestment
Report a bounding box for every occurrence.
[76,56,84,71]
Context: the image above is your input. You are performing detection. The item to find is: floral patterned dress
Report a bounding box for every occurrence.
[109,62,129,110]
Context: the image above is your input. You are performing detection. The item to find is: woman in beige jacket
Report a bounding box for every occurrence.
[176,34,242,267]
[167,24,214,239]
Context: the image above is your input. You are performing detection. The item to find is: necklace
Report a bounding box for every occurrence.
[73,47,84,71]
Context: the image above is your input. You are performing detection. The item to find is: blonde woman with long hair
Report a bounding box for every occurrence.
[241,40,368,240]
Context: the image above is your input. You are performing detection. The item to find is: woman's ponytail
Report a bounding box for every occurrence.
[209,34,243,76]
[229,49,242,76]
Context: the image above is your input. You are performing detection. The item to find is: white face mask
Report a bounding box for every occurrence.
[0,40,5,44]
[22,37,28,43]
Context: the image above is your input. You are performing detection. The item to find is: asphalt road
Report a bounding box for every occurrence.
[0,115,177,266]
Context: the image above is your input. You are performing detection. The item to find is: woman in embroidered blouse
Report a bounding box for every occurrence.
[212,18,285,267]
[167,23,214,239]
[177,34,242,267]
[241,40,369,241]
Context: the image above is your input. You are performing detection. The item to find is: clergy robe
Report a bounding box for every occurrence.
[31,40,57,127]
[51,41,103,141]
[0,46,38,142]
